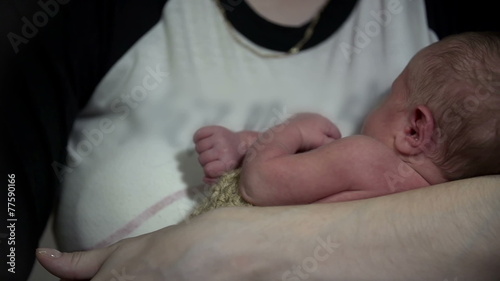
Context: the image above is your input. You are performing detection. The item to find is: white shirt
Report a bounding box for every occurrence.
[56,0,438,251]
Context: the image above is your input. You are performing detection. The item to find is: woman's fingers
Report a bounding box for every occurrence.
[36,246,115,280]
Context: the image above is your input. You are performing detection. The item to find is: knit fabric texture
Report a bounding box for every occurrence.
[190,168,253,217]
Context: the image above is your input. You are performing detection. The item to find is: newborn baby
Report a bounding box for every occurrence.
[192,32,500,214]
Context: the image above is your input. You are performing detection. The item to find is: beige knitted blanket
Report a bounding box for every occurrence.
[190,168,253,217]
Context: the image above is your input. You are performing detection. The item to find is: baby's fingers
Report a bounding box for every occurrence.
[193,126,229,142]
[198,149,219,166]
[322,136,337,146]
[203,176,220,185]
[193,126,217,142]
[204,160,229,179]
[195,137,215,154]
[325,124,342,140]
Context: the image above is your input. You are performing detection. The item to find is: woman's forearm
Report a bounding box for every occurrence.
[38,176,500,280]
[220,175,500,280]
[319,176,500,280]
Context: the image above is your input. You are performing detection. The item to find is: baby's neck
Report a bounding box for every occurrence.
[404,156,448,186]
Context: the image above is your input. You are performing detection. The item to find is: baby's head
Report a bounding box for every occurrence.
[404,32,500,180]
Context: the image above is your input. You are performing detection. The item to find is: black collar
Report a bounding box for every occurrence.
[220,0,359,51]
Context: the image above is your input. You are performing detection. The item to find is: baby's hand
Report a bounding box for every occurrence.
[193,126,245,184]
[288,113,341,151]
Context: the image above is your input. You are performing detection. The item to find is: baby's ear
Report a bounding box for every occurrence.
[395,105,437,156]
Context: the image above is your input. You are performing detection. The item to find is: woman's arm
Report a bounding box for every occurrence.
[37,175,500,281]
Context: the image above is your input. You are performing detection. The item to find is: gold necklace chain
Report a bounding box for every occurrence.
[214,0,330,58]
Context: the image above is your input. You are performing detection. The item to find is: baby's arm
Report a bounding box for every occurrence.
[240,113,347,204]
[194,126,258,183]
[246,113,341,159]
[240,120,405,206]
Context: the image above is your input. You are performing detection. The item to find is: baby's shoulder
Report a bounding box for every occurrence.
[332,134,394,157]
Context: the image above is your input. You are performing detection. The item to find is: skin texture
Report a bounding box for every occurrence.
[245,0,330,26]
[37,175,500,280]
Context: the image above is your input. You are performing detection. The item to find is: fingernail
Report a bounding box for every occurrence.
[37,248,62,258]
